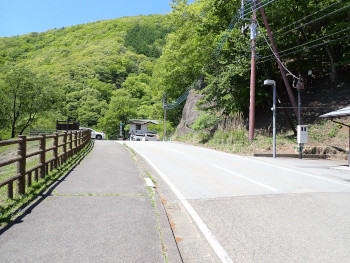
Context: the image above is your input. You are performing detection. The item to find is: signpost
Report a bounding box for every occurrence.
[264,79,276,158]
[119,123,123,138]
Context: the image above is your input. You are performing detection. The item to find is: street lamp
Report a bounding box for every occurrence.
[294,75,305,159]
[264,79,276,158]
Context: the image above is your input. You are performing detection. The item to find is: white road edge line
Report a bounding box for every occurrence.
[245,157,350,188]
[145,178,155,188]
[212,164,279,192]
[123,142,233,263]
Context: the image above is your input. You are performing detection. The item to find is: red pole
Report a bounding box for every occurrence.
[248,2,257,142]
[256,0,298,119]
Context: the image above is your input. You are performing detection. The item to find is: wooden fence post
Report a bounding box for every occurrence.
[39,134,46,179]
[82,131,85,147]
[8,182,13,199]
[63,132,67,163]
[73,131,77,155]
[81,130,85,148]
[53,132,58,169]
[69,132,73,158]
[77,131,81,152]
[17,135,26,195]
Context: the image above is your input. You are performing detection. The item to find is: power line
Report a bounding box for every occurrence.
[164,0,276,110]
[242,0,276,17]
[277,3,350,37]
[257,21,298,79]
[275,1,342,33]
[212,14,241,58]
[259,27,350,61]
[259,35,350,63]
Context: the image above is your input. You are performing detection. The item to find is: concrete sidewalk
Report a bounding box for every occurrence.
[0,141,181,263]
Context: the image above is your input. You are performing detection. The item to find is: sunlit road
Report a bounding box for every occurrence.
[121,141,350,263]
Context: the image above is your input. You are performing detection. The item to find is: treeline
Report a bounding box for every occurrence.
[0,1,349,140]
[0,15,171,139]
[154,0,349,128]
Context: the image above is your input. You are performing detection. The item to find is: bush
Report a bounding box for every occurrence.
[191,112,221,131]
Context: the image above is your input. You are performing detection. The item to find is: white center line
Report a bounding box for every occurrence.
[212,164,279,192]
[245,157,350,188]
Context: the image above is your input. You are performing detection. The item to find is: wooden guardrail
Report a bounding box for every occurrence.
[0,130,91,199]
[29,129,56,136]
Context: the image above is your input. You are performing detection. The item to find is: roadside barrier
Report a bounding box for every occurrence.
[0,130,91,199]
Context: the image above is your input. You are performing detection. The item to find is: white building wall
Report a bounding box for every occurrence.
[129,124,149,134]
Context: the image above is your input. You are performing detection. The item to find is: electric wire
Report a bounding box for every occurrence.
[257,22,298,79]
[259,27,350,61]
[275,1,341,33]
[241,0,259,12]
[164,0,276,110]
[259,35,350,64]
[277,3,350,37]
[242,0,276,17]
[212,13,241,58]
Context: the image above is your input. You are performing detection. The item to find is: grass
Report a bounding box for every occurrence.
[174,129,295,154]
[0,140,93,226]
[147,185,169,263]
[0,136,69,201]
[173,118,349,156]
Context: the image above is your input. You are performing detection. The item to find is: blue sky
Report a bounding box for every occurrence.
[0,0,174,37]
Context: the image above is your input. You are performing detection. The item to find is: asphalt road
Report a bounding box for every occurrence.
[122,141,350,263]
[0,141,181,263]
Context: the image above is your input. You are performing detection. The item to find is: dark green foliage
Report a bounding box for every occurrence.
[155,0,349,127]
[125,17,172,58]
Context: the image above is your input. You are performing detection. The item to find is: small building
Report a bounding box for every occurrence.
[320,106,350,167]
[128,119,160,136]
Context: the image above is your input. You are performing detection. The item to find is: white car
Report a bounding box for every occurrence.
[141,133,159,141]
[131,133,159,141]
[79,127,106,140]
[131,134,144,141]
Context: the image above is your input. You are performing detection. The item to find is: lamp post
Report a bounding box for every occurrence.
[264,79,276,158]
[163,94,167,142]
[294,75,305,159]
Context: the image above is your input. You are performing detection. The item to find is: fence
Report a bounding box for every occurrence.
[30,129,56,136]
[0,130,91,199]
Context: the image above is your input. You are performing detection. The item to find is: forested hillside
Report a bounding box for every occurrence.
[0,15,171,139]
[0,0,349,141]
[155,0,349,127]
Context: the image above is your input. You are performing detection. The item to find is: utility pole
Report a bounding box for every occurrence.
[163,94,167,142]
[256,0,299,120]
[248,0,257,142]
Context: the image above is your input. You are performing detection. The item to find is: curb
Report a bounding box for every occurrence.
[253,153,331,159]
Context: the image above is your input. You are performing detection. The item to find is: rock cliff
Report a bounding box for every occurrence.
[175,89,204,136]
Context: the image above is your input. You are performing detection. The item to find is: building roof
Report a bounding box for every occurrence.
[319,106,350,118]
[128,119,160,125]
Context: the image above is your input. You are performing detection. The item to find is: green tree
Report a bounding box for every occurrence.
[101,89,138,137]
[77,88,108,127]
[0,66,55,138]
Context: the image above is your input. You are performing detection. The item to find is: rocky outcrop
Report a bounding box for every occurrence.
[175,89,204,136]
